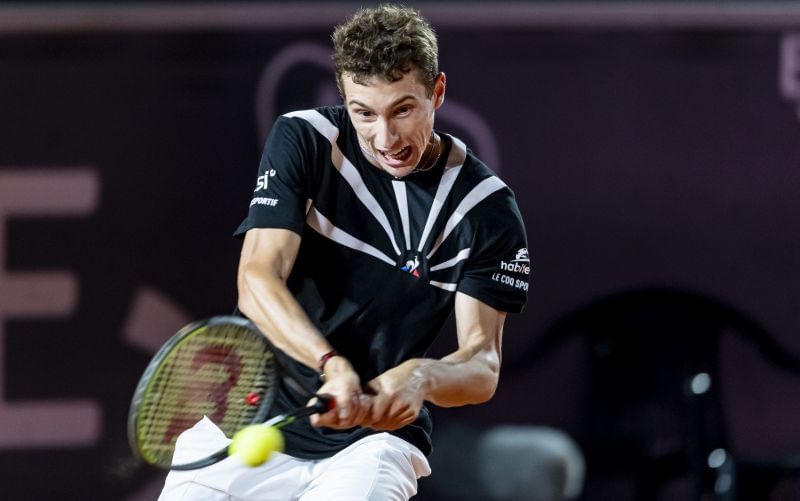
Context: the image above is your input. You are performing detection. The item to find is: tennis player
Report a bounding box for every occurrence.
[159,4,530,500]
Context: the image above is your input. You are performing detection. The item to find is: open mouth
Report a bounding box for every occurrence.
[379,145,412,165]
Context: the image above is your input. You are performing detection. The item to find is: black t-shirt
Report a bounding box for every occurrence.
[235,106,529,458]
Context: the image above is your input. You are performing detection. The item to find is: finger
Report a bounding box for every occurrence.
[389,401,416,422]
[349,394,372,426]
[367,395,389,423]
[364,403,394,430]
[311,394,348,428]
[313,410,348,429]
[343,391,373,427]
[308,396,323,426]
[378,405,417,431]
[338,389,361,421]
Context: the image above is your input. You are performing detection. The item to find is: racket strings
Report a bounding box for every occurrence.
[136,324,277,466]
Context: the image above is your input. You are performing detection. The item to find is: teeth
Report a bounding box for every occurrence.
[385,146,409,158]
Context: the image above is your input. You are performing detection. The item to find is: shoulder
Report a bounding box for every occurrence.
[445,134,523,221]
[262,106,348,161]
[278,106,348,139]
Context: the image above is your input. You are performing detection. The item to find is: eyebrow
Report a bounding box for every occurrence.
[347,94,417,110]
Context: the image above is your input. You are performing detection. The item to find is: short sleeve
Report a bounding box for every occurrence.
[234,116,316,238]
[456,189,530,313]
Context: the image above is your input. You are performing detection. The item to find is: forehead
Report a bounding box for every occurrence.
[342,72,428,107]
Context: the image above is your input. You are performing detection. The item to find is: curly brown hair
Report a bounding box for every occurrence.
[331,4,439,98]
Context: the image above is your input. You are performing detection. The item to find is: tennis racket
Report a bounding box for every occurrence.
[127,315,333,470]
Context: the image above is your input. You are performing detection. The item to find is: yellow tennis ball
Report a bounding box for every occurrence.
[229,424,284,467]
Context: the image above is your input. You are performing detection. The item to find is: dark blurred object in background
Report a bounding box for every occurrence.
[519,287,800,501]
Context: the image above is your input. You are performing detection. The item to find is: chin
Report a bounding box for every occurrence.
[381,164,416,178]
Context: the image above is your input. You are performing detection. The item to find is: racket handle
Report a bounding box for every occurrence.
[315,394,336,412]
[290,394,335,420]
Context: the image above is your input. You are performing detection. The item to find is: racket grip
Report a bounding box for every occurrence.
[280,394,335,423]
[314,394,335,413]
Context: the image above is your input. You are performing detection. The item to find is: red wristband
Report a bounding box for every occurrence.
[318,350,338,373]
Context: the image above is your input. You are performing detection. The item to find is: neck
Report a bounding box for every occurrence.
[414,132,441,174]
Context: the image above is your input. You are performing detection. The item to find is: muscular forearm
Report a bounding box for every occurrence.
[419,349,500,407]
[357,295,506,431]
[413,293,505,407]
[361,349,499,431]
[369,349,500,411]
[236,229,336,371]
[240,263,375,428]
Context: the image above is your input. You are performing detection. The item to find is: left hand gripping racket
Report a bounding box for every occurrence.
[127,315,333,470]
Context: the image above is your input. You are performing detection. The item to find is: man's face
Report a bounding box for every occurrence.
[343,71,445,178]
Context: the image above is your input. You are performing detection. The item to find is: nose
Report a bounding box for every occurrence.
[374,118,399,150]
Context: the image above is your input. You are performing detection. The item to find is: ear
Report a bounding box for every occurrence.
[433,72,446,109]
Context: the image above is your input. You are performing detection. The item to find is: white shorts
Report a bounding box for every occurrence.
[158,417,431,501]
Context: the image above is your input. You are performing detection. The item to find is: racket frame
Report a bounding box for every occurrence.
[127,315,275,468]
